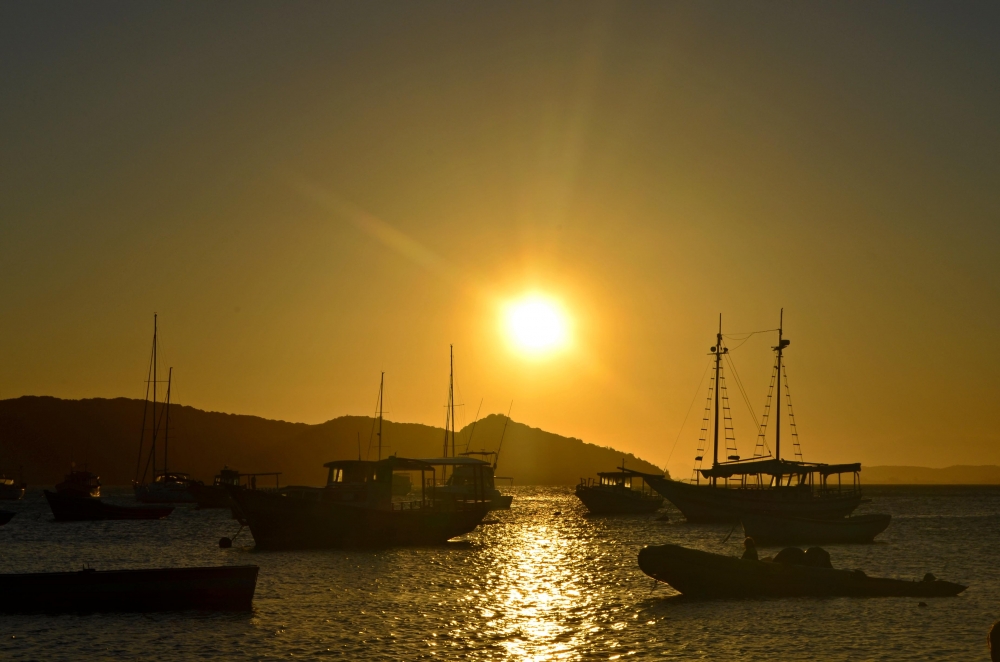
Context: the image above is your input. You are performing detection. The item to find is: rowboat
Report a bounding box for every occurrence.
[741,512,891,545]
[0,565,258,612]
[638,544,966,598]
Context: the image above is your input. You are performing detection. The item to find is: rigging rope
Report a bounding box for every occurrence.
[663,359,712,470]
[721,328,779,351]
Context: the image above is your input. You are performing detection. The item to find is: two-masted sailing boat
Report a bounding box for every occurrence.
[646,311,864,522]
[132,315,200,504]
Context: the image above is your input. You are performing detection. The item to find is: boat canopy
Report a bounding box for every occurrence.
[597,469,664,480]
[323,457,433,472]
[699,458,861,480]
[419,457,491,466]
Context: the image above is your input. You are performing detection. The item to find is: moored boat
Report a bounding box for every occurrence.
[638,544,966,598]
[56,468,101,498]
[422,456,514,511]
[575,468,664,514]
[189,468,282,509]
[44,490,174,521]
[0,475,26,501]
[227,456,491,550]
[0,510,15,526]
[0,565,258,612]
[649,311,865,522]
[741,512,892,545]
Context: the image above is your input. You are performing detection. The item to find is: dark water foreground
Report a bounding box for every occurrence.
[0,485,997,659]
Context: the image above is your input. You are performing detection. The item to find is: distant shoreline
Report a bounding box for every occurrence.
[863,465,1000,485]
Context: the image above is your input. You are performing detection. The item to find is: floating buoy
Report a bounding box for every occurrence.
[918,602,928,607]
[219,537,232,548]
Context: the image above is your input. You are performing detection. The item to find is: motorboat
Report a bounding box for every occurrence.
[55,469,101,498]
[575,468,664,514]
[44,490,173,521]
[227,456,491,550]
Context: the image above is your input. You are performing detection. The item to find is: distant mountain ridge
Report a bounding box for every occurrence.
[0,396,664,486]
[863,465,1000,485]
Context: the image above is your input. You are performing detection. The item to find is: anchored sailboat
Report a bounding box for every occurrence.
[133,315,200,504]
[646,311,864,522]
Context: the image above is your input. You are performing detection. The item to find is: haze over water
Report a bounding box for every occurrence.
[0,485,995,660]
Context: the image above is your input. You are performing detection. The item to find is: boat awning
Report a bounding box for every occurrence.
[699,458,861,479]
[419,457,490,466]
[597,470,664,480]
[323,457,433,472]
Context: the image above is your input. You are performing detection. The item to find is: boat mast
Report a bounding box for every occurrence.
[775,309,784,462]
[377,371,384,461]
[449,345,456,458]
[164,367,172,475]
[151,314,157,481]
[712,314,722,483]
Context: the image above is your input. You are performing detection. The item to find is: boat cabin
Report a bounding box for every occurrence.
[322,457,436,509]
[696,457,862,494]
[578,469,660,497]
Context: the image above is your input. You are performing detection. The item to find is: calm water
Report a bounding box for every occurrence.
[0,485,997,660]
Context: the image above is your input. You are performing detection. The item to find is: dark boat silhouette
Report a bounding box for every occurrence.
[0,474,26,501]
[190,468,281,509]
[740,512,892,545]
[638,544,966,598]
[228,456,491,550]
[44,490,173,521]
[0,565,258,612]
[575,466,664,514]
[56,468,101,498]
[648,311,865,522]
[0,510,15,526]
[132,315,201,504]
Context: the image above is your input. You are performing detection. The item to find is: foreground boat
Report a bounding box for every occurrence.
[45,490,173,521]
[576,468,664,514]
[0,565,258,612]
[638,544,966,598]
[228,456,491,550]
[741,512,892,545]
[0,510,15,526]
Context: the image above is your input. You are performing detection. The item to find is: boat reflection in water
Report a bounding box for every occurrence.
[228,456,491,550]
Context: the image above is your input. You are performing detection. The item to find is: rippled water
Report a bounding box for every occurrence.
[0,485,998,660]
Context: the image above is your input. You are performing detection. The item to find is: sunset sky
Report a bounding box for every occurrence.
[2,2,998,477]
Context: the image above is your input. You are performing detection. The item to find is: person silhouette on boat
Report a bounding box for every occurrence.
[742,537,758,561]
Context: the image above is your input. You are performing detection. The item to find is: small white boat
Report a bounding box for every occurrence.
[741,512,891,545]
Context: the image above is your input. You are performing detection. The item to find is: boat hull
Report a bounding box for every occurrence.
[575,486,663,514]
[741,512,891,545]
[134,482,197,504]
[491,494,513,510]
[0,510,15,526]
[45,491,173,521]
[189,483,234,509]
[0,483,26,501]
[646,477,862,522]
[229,487,490,550]
[0,565,258,612]
[638,544,966,598]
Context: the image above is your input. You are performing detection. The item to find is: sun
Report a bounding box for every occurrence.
[503,294,571,356]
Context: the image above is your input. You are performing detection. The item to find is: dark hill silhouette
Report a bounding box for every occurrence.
[0,396,665,486]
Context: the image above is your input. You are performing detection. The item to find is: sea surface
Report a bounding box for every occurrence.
[0,485,997,660]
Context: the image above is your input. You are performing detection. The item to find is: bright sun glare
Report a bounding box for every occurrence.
[504,295,570,356]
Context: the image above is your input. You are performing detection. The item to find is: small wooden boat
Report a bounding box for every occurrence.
[638,544,967,598]
[0,510,15,526]
[0,565,258,612]
[575,468,664,514]
[741,512,892,545]
[44,490,173,521]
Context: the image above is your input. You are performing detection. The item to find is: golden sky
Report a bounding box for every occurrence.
[2,2,998,475]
